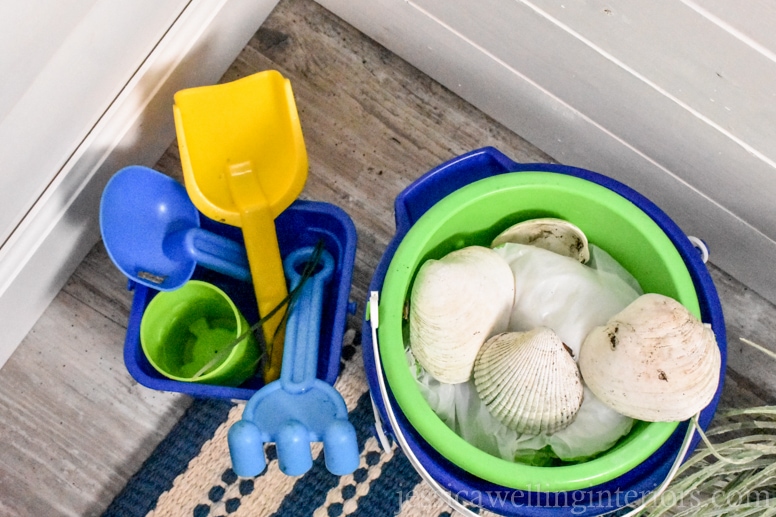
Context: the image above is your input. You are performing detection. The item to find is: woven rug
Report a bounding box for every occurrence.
[101,326,775,517]
[102,329,478,517]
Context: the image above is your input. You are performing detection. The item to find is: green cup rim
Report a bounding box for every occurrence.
[378,172,699,492]
[140,280,253,383]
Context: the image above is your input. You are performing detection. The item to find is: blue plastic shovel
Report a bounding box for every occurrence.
[100,166,251,291]
[227,246,359,477]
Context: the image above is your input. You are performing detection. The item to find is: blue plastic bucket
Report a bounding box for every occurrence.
[362,147,726,516]
[123,199,358,400]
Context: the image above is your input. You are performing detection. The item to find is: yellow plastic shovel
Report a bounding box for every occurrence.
[173,70,308,383]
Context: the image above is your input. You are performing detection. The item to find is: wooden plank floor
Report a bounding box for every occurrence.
[1,0,775,515]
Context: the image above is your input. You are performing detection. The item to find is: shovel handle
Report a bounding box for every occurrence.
[227,162,288,383]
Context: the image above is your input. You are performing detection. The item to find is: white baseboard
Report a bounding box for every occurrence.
[0,0,280,368]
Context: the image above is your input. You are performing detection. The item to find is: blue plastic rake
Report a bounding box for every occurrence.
[228,246,359,476]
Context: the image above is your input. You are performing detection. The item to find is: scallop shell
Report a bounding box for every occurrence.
[409,246,515,384]
[578,293,721,422]
[491,218,590,263]
[473,327,584,434]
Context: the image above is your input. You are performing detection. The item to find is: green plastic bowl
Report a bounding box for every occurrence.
[378,172,700,492]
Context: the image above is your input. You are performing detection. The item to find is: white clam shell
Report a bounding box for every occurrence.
[491,217,590,263]
[578,293,721,422]
[409,246,515,384]
[473,327,584,434]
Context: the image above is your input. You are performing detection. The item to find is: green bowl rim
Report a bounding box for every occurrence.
[378,172,699,492]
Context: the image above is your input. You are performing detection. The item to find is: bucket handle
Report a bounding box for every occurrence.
[368,290,698,517]
[369,291,485,515]
[687,236,710,264]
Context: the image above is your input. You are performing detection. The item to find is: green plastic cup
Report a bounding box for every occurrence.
[140,280,260,386]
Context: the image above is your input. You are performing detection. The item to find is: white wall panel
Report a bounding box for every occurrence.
[411,0,776,238]
[315,0,776,305]
[683,0,776,55]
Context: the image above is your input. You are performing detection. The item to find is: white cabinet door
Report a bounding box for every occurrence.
[0,0,281,368]
[0,0,189,246]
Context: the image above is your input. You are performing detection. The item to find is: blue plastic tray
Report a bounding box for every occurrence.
[124,199,358,400]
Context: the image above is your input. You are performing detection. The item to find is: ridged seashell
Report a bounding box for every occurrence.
[491,218,590,263]
[473,327,584,434]
[409,246,515,384]
[578,293,721,422]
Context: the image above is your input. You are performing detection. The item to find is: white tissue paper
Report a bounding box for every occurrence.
[493,243,643,359]
[408,243,641,464]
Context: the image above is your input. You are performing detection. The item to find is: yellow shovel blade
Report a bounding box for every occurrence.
[173,70,308,225]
